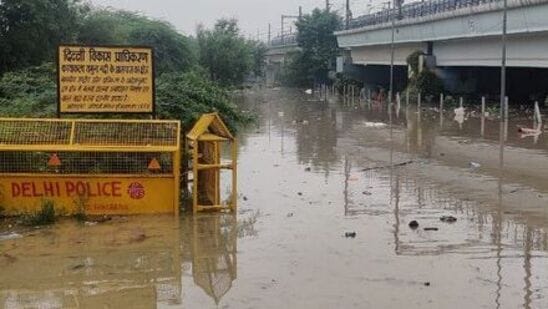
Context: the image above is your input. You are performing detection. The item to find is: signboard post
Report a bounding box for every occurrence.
[57,45,155,116]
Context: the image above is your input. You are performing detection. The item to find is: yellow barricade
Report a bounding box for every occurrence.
[0,118,181,216]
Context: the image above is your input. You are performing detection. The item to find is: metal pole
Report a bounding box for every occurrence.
[504,96,509,141]
[346,0,351,29]
[389,1,396,106]
[268,23,271,45]
[534,101,542,125]
[281,16,284,45]
[440,93,444,128]
[481,96,486,137]
[500,0,508,123]
[440,93,444,111]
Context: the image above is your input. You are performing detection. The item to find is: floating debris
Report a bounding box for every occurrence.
[0,232,22,241]
[364,122,387,128]
[361,161,414,172]
[440,216,457,223]
[469,162,481,169]
[345,232,357,238]
[408,220,419,229]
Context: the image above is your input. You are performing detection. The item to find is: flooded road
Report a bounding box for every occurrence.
[1,88,547,308]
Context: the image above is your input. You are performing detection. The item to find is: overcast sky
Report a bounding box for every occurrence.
[90,0,391,39]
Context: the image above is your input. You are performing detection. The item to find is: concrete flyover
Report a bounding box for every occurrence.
[265,34,301,86]
[335,0,548,99]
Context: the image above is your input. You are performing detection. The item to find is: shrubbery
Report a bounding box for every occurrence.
[22,201,56,226]
[0,1,262,130]
[405,50,444,97]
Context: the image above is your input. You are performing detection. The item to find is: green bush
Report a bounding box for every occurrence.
[156,71,253,131]
[0,64,252,131]
[406,50,424,76]
[0,63,57,117]
[405,51,444,98]
[415,70,444,97]
[23,200,56,226]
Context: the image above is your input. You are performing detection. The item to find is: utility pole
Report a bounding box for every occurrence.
[268,23,271,45]
[389,0,396,106]
[299,6,303,19]
[281,15,284,45]
[326,0,330,11]
[281,13,300,44]
[500,0,508,121]
[345,0,352,30]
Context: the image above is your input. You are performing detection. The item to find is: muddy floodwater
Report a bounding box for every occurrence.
[1,88,547,308]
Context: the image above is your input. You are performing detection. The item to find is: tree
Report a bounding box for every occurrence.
[283,8,341,86]
[197,18,253,86]
[0,63,57,117]
[249,40,267,78]
[78,9,196,75]
[0,0,82,74]
[156,71,252,131]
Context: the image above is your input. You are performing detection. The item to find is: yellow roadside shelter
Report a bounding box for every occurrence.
[186,113,237,213]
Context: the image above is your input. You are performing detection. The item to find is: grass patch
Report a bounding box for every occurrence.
[22,201,56,226]
[73,196,88,223]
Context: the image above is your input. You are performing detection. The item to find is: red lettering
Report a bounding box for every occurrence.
[31,182,43,197]
[112,182,122,197]
[76,182,86,196]
[43,182,55,197]
[86,182,97,197]
[11,183,21,197]
[66,181,76,196]
[21,182,32,197]
[102,183,111,196]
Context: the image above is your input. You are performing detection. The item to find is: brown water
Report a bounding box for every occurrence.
[0,88,547,308]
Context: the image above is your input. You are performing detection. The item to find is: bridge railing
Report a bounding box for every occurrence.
[269,34,298,47]
[348,0,502,30]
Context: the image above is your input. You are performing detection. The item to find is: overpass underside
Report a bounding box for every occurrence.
[336,0,548,103]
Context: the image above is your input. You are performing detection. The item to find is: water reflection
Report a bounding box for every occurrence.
[0,217,183,308]
[187,214,238,305]
[0,212,246,308]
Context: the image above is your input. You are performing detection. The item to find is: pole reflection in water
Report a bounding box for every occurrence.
[389,101,402,255]
[344,155,351,217]
[495,116,505,309]
[189,214,238,305]
[417,101,423,149]
[279,111,285,155]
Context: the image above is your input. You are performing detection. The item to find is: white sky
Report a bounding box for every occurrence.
[89,0,401,39]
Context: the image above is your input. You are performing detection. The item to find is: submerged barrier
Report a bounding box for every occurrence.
[0,118,181,215]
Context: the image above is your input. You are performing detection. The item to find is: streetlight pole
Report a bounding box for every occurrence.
[500,0,508,120]
[389,1,395,106]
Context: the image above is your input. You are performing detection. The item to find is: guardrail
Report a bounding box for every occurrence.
[349,0,503,29]
[269,34,298,47]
